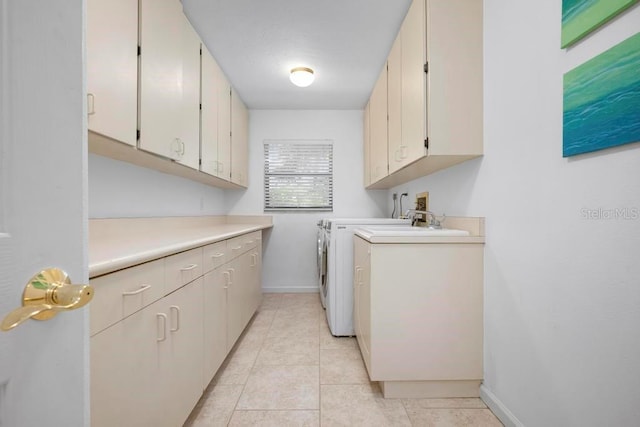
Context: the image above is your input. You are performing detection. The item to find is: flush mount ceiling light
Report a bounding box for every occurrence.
[289,67,315,87]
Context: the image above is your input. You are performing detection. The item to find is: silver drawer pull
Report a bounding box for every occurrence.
[231,245,242,250]
[122,284,151,296]
[180,264,198,272]
[211,253,224,258]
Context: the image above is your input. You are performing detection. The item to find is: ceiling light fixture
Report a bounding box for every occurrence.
[289,67,315,87]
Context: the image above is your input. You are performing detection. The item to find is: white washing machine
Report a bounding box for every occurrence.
[323,218,410,336]
[317,219,328,308]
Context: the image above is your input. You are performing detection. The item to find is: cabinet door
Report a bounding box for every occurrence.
[203,269,228,385]
[426,0,483,156]
[163,278,204,427]
[200,45,220,177]
[86,0,138,146]
[178,15,201,170]
[139,0,184,160]
[231,89,249,187]
[248,248,262,316]
[91,299,166,427]
[400,0,427,167]
[369,67,388,183]
[217,74,232,181]
[353,237,372,374]
[363,101,371,187]
[225,257,244,350]
[387,33,403,174]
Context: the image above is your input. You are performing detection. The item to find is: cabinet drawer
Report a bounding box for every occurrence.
[90,258,165,336]
[203,240,227,273]
[227,236,245,259]
[165,247,203,293]
[242,231,260,252]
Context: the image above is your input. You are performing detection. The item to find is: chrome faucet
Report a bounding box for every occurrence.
[403,209,443,228]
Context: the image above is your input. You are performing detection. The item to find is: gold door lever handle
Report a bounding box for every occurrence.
[1,268,93,331]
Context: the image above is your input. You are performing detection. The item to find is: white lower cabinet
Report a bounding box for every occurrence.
[91,278,203,427]
[353,235,484,398]
[91,297,166,427]
[91,231,262,427]
[203,267,228,385]
[225,246,261,351]
[163,278,204,426]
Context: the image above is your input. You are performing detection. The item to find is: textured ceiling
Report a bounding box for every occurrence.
[182,0,412,110]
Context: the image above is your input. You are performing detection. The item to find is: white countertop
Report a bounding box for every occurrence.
[354,217,486,244]
[89,216,272,278]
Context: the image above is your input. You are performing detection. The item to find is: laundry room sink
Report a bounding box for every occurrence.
[357,226,470,237]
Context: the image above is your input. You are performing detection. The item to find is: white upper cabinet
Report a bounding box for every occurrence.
[178,15,202,170]
[365,0,483,189]
[139,0,184,160]
[363,101,371,187]
[86,0,138,146]
[369,66,388,183]
[217,72,232,182]
[387,32,403,174]
[427,0,483,157]
[231,90,249,187]
[86,0,250,187]
[400,0,427,168]
[138,0,201,170]
[200,45,220,177]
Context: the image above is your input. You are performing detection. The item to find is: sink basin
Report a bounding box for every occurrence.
[357,226,470,237]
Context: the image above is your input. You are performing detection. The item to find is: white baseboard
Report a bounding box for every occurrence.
[480,385,524,427]
[262,286,320,294]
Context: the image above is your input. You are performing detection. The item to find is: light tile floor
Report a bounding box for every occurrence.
[185,293,503,427]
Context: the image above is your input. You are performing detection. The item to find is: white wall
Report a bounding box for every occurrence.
[390,2,640,426]
[88,154,226,218]
[227,110,387,292]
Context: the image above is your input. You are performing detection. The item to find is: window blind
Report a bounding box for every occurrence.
[264,140,333,211]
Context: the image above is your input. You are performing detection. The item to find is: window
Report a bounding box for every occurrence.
[264,140,333,211]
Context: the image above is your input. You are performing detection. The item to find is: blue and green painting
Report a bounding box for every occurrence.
[563,32,640,157]
[561,0,639,48]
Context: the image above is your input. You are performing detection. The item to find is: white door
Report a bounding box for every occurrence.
[0,1,88,426]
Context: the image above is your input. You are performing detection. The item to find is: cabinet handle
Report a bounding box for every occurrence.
[400,145,408,159]
[211,252,225,259]
[180,139,186,155]
[250,253,257,267]
[223,271,231,288]
[169,305,180,332]
[122,284,151,296]
[228,268,235,283]
[170,138,183,159]
[231,245,242,250]
[87,93,95,116]
[245,240,254,245]
[157,313,167,342]
[180,264,198,272]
